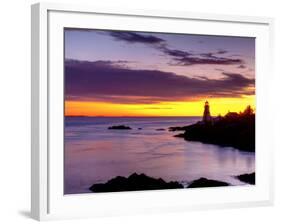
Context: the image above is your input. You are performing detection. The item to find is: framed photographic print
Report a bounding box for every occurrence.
[31,2,274,221]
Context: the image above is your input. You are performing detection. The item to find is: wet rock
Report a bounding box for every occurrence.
[236,172,255,184]
[108,125,132,130]
[188,178,229,188]
[89,173,184,193]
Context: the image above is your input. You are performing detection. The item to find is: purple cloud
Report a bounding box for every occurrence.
[109,31,165,44]
[216,49,228,54]
[163,48,242,66]
[107,31,243,66]
[65,60,254,104]
[167,52,243,66]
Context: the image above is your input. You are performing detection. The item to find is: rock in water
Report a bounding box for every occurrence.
[89,173,183,193]
[108,125,132,130]
[188,178,229,188]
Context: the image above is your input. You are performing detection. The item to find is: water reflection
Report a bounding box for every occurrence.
[64,117,255,194]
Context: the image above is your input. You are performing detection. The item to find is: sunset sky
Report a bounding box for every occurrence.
[64,29,255,117]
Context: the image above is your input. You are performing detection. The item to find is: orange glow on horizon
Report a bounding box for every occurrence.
[65,96,255,117]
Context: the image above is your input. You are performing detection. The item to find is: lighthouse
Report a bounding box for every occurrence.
[202,101,212,123]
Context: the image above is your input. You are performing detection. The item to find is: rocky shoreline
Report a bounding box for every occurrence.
[187,178,229,188]
[89,173,183,193]
[236,172,255,184]
[89,172,255,193]
[169,110,255,152]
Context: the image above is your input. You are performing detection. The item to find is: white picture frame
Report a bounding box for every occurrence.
[31,2,274,221]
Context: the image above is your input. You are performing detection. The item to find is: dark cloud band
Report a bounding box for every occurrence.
[65,60,254,104]
[109,31,165,44]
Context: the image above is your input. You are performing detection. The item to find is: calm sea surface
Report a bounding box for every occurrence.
[64,117,255,194]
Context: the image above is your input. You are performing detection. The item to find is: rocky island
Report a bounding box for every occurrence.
[169,103,255,152]
[108,125,132,130]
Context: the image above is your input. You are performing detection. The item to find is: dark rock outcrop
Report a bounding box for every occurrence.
[169,126,189,132]
[174,133,185,138]
[89,173,183,193]
[188,178,230,188]
[236,172,255,184]
[108,125,132,130]
[170,113,255,152]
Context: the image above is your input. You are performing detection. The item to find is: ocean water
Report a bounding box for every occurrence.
[64,117,255,194]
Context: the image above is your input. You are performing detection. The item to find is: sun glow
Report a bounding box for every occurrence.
[65,96,255,117]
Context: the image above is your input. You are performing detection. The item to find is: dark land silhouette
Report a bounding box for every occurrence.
[89,172,256,193]
[89,173,183,193]
[169,105,255,152]
[108,125,132,130]
[187,177,229,188]
[236,172,255,184]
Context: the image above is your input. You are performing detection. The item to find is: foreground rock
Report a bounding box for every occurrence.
[169,111,255,152]
[89,173,183,193]
[188,178,230,188]
[236,172,255,184]
[108,125,132,130]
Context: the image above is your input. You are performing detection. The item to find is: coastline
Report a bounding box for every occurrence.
[89,172,255,193]
[169,113,255,152]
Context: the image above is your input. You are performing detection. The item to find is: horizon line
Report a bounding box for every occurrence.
[65,115,203,118]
